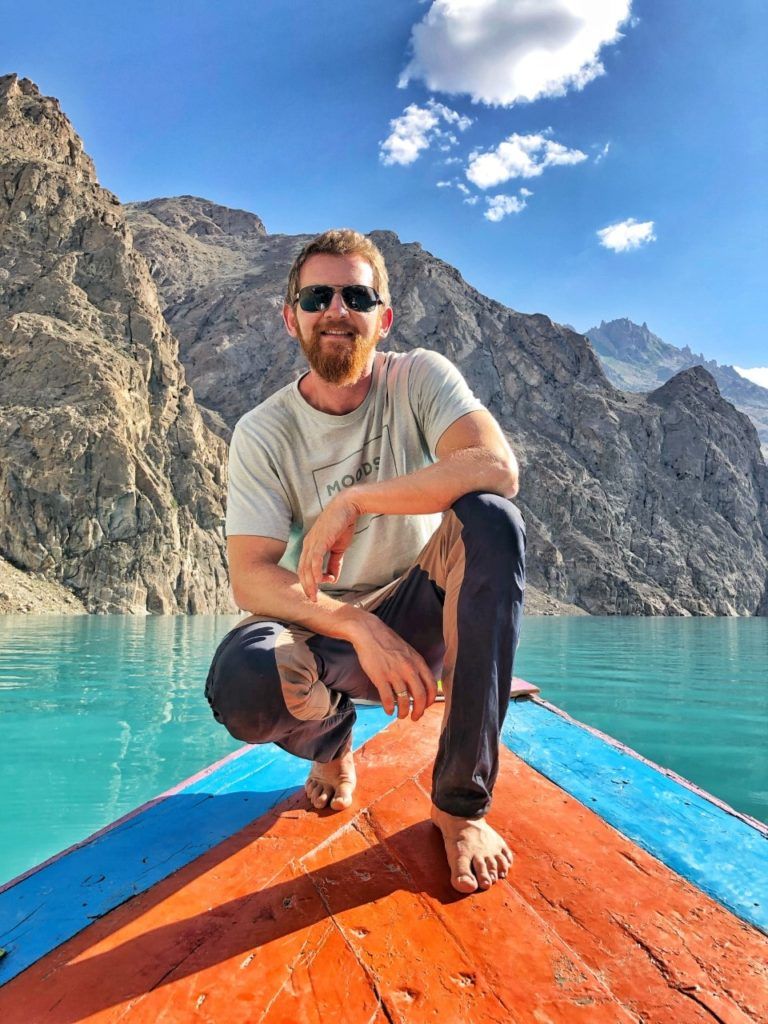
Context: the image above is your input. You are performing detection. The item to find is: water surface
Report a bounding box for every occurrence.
[0,614,765,886]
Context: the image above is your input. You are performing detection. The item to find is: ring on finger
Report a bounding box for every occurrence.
[394,689,409,698]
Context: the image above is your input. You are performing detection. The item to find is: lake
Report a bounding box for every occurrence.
[0,614,765,886]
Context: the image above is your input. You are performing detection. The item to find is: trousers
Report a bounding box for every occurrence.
[205,492,526,818]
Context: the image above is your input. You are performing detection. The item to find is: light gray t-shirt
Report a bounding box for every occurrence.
[226,347,485,596]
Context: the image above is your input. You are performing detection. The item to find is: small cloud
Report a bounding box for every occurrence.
[443,156,463,166]
[594,141,611,163]
[399,0,634,107]
[484,192,529,222]
[466,132,587,189]
[456,182,471,195]
[597,217,656,252]
[463,195,480,206]
[436,180,452,188]
[734,366,768,389]
[380,99,472,167]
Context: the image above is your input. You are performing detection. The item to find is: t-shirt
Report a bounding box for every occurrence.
[225,347,485,596]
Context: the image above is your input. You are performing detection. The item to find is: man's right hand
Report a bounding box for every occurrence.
[347,614,438,722]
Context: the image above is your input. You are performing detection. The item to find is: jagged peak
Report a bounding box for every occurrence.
[0,73,97,183]
[129,195,266,238]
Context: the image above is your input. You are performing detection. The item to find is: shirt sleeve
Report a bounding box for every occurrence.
[407,348,486,457]
[225,417,293,540]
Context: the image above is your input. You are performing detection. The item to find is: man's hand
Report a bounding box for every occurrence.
[298,494,361,601]
[348,615,439,721]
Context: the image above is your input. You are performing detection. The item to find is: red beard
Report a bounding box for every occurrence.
[297,318,379,385]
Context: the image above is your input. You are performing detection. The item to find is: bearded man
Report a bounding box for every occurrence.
[205,229,526,894]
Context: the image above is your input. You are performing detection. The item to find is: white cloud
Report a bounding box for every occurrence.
[463,195,480,206]
[597,217,656,252]
[484,192,529,222]
[400,0,633,107]
[379,99,472,166]
[466,132,587,188]
[734,366,768,389]
[436,180,452,188]
[594,141,611,163]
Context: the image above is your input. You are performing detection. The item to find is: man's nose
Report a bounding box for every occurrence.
[323,289,350,316]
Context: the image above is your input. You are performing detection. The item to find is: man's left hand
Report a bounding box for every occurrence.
[298,494,361,601]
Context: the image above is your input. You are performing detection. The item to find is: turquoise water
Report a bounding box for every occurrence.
[0,614,766,886]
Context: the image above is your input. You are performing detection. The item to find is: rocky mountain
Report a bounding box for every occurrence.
[586,318,768,457]
[0,75,234,613]
[2,77,766,617]
[124,197,768,616]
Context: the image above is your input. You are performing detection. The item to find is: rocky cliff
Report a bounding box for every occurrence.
[586,318,768,458]
[0,76,234,613]
[125,197,768,616]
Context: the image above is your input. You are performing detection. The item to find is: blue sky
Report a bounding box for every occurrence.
[3,1,766,376]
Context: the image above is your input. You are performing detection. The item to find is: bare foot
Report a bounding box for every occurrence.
[305,745,356,811]
[431,805,513,893]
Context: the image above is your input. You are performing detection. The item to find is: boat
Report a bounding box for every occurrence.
[1,680,766,1022]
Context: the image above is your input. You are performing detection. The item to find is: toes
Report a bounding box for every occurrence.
[484,856,499,884]
[329,780,354,810]
[472,855,493,890]
[306,781,330,808]
[496,852,511,878]
[452,854,478,893]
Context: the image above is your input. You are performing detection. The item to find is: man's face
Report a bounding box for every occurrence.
[283,253,393,385]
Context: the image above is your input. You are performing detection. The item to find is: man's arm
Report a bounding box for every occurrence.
[228,535,437,720]
[297,410,518,600]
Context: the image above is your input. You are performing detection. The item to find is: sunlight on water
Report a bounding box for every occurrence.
[0,614,766,885]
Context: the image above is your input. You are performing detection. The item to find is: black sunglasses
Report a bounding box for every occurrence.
[294,284,383,313]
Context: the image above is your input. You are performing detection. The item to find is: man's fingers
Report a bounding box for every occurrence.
[405,672,427,720]
[394,687,411,719]
[325,550,344,582]
[422,666,439,706]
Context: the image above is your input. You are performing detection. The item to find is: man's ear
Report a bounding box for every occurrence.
[282,302,299,338]
[378,306,394,338]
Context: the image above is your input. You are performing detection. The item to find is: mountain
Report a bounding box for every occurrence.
[124,198,768,616]
[2,77,766,616]
[0,75,234,613]
[586,318,768,458]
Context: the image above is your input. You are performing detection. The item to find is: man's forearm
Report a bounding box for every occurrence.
[232,561,369,642]
[347,446,518,518]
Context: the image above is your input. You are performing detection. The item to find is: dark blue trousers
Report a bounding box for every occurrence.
[206,493,526,818]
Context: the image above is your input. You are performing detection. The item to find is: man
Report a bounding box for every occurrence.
[205,229,526,894]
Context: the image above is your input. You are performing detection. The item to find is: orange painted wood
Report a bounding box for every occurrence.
[1,706,766,1024]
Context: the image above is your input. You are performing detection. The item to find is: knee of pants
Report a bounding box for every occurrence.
[451,491,526,560]
[205,626,292,745]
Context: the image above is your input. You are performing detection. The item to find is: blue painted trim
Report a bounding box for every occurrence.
[3,695,765,988]
[502,700,768,934]
[0,707,392,987]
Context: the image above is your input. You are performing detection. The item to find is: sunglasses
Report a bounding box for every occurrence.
[294,284,383,313]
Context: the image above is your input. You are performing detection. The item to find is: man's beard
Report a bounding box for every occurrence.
[297,318,379,385]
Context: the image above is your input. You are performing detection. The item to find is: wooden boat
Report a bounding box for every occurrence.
[1,680,766,1022]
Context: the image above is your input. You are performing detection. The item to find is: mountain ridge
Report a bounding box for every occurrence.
[125,195,768,616]
[586,317,768,457]
[1,76,766,616]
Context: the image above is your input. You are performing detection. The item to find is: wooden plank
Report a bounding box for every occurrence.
[462,748,768,1023]
[502,698,768,932]
[3,706,765,1023]
[0,711,444,1021]
[0,706,392,987]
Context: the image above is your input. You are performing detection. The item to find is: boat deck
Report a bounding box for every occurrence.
[1,693,766,1023]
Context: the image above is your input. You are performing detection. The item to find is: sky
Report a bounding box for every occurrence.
[3,0,766,378]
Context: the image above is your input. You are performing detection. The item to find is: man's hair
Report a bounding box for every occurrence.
[285,229,391,307]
